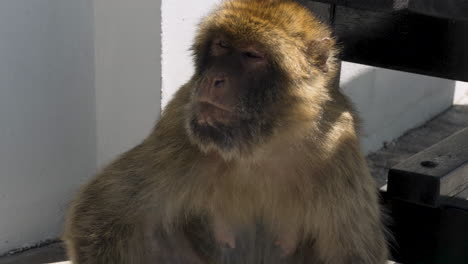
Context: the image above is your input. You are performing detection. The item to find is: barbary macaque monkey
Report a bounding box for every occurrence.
[64,0,388,263]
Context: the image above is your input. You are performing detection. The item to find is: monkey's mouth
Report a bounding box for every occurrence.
[189,103,262,152]
[195,102,235,127]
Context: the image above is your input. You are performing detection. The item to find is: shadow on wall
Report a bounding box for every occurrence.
[339,62,456,154]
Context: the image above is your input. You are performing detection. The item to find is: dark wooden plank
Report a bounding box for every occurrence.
[309,0,468,19]
[304,1,468,82]
[303,1,333,24]
[310,0,397,12]
[408,0,468,20]
[387,128,468,206]
[331,6,468,82]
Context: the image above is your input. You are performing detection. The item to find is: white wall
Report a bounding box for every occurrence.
[161,0,455,154]
[454,81,468,105]
[0,0,162,253]
[161,0,219,107]
[0,0,95,253]
[94,0,162,167]
[340,62,455,153]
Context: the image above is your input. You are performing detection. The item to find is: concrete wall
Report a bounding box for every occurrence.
[0,0,95,253]
[161,0,455,154]
[94,0,162,167]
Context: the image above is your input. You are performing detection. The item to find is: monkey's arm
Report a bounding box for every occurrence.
[64,85,208,263]
[306,153,388,264]
[64,172,147,263]
[63,148,205,264]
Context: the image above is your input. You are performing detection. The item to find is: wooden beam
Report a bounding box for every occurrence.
[387,128,468,206]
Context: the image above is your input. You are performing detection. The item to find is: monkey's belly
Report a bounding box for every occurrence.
[186,220,310,264]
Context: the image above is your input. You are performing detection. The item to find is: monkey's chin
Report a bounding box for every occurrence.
[187,118,252,158]
[189,119,237,149]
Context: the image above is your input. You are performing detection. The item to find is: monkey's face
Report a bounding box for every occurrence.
[187,34,286,154]
[185,0,337,157]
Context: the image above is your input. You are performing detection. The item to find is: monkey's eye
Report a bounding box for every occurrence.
[217,40,230,49]
[243,51,264,60]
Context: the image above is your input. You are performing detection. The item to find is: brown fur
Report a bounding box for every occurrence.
[64,0,388,263]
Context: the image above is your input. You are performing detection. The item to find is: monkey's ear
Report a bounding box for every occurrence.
[308,37,333,73]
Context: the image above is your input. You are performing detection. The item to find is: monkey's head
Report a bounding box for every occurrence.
[186,0,338,158]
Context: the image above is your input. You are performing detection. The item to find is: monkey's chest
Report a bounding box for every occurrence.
[201,164,313,231]
[184,166,314,262]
